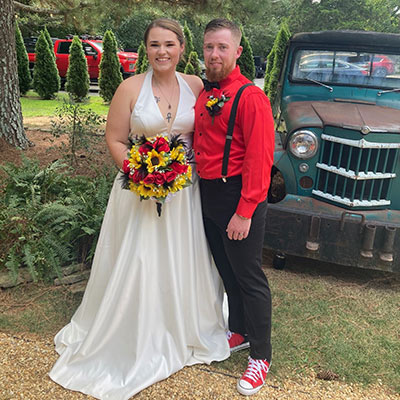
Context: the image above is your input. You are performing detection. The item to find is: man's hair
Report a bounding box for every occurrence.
[144,18,185,46]
[204,18,242,45]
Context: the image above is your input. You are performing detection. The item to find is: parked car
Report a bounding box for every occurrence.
[24,36,138,83]
[254,56,266,78]
[344,54,395,77]
[266,30,400,273]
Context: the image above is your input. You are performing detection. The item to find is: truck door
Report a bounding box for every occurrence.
[55,41,71,78]
[82,43,100,79]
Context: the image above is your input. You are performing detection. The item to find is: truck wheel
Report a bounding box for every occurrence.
[273,252,286,270]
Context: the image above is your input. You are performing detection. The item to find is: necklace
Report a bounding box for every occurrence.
[153,77,176,111]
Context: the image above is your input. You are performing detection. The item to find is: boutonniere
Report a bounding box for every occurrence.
[205,93,230,124]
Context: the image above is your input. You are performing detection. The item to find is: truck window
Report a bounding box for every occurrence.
[292,49,400,88]
[57,42,72,54]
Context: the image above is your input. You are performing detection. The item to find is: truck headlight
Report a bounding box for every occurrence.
[288,130,318,159]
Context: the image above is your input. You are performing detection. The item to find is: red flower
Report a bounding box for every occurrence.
[143,174,155,184]
[171,162,188,174]
[165,170,178,182]
[154,172,166,185]
[122,159,130,174]
[131,170,143,183]
[153,137,170,153]
[138,142,154,155]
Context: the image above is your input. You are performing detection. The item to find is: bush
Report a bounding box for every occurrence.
[264,21,291,105]
[33,30,60,99]
[177,21,195,73]
[185,51,202,77]
[0,157,115,282]
[237,27,255,81]
[65,36,90,102]
[51,101,106,166]
[99,30,123,103]
[15,22,31,95]
[134,41,147,75]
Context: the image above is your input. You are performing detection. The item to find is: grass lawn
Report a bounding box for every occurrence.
[20,90,110,118]
[1,255,399,394]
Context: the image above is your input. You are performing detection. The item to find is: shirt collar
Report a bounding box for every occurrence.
[219,66,241,89]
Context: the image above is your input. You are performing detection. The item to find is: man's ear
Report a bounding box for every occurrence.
[235,46,243,60]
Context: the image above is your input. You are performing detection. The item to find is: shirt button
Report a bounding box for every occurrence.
[197,152,200,155]
[199,133,202,136]
[200,113,203,116]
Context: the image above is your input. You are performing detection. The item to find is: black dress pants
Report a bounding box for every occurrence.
[200,176,272,361]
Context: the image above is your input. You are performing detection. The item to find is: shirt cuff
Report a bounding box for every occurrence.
[236,197,258,219]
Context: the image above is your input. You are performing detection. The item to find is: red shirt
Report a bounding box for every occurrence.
[194,66,275,218]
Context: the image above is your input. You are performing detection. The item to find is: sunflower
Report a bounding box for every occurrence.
[145,149,167,172]
[170,145,185,162]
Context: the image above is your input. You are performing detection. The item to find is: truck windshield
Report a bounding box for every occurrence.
[291,50,400,89]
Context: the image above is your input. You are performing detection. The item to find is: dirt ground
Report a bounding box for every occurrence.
[1,126,400,399]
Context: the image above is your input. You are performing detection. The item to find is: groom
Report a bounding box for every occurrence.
[194,18,275,396]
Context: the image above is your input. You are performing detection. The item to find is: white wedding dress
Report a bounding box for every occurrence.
[49,70,229,400]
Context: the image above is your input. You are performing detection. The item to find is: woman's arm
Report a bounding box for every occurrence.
[105,75,143,169]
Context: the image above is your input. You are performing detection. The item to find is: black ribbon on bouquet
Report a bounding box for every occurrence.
[156,202,162,217]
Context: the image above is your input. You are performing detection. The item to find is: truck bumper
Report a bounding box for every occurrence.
[265,195,400,272]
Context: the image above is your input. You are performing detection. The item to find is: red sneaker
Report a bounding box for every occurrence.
[237,356,270,396]
[226,330,250,353]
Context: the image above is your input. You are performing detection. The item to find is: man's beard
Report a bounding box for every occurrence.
[205,61,235,82]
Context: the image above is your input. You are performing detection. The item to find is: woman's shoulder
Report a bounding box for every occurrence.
[178,73,203,98]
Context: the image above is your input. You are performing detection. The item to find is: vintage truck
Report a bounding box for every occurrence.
[265,30,400,273]
[24,36,138,83]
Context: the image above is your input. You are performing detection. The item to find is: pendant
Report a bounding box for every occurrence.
[166,112,172,123]
[168,104,171,110]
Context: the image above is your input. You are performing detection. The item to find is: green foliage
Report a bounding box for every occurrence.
[15,22,31,95]
[184,51,202,77]
[134,41,147,75]
[43,26,55,60]
[33,31,60,99]
[99,30,123,103]
[237,27,255,81]
[51,101,106,166]
[0,157,115,283]
[138,53,149,74]
[264,21,291,106]
[177,21,195,73]
[65,36,90,102]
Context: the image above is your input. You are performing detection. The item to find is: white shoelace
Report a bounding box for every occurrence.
[242,357,269,383]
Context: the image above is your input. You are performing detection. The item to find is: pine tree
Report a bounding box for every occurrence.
[237,27,255,81]
[185,51,201,77]
[177,22,194,73]
[43,26,55,60]
[139,55,149,74]
[33,30,60,99]
[264,21,291,105]
[65,36,90,102]
[134,41,146,75]
[99,30,123,103]
[15,22,31,95]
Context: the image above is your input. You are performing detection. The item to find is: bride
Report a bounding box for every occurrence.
[49,18,229,400]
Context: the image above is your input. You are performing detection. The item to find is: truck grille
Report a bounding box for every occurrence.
[313,134,400,207]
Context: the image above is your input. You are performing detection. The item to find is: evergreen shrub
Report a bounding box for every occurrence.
[15,22,31,95]
[177,22,195,73]
[33,31,60,99]
[237,27,255,81]
[99,30,123,103]
[134,41,147,75]
[65,36,90,102]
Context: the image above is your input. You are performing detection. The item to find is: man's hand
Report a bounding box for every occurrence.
[226,213,252,240]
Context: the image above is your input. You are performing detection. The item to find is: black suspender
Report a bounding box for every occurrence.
[221,83,254,182]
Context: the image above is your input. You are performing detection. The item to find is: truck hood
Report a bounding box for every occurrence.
[285,101,400,134]
[118,51,137,58]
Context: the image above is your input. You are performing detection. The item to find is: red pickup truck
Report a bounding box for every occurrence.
[24,37,138,82]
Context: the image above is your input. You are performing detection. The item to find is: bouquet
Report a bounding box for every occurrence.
[120,134,192,216]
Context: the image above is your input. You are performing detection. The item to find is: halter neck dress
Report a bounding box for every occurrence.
[49,70,229,400]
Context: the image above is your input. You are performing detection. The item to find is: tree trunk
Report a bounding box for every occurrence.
[0,0,29,149]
